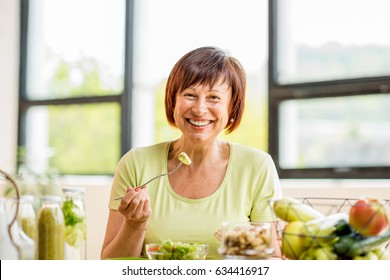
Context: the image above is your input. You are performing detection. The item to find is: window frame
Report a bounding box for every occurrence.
[18,0,134,175]
[268,0,390,179]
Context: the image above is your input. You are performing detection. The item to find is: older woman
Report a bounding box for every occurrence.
[101,46,282,259]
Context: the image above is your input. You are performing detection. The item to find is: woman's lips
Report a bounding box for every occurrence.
[188,119,212,127]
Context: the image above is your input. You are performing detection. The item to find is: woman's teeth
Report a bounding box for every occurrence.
[189,120,211,127]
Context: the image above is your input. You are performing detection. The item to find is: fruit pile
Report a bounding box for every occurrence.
[272,197,390,260]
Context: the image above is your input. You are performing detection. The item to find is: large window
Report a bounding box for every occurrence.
[19,0,130,175]
[269,0,390,178]
[20,0,269,175]
[20,0,390,178]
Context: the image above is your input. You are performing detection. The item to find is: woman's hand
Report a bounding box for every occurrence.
[101,187,151,259]
[118,186,151,229]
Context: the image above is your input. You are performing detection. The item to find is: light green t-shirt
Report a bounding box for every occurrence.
[108,141,282,259]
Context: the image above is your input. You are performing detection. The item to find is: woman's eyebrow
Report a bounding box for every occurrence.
[210,88,225,93]
[188,86,226,93]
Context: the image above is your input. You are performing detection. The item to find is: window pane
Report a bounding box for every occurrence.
[26,0,125,99]
[134,0,268,150]
[276,0,390,84]
[25,103,120,174]
[279,94,390,169]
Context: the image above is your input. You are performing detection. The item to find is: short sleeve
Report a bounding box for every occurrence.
[250,155,282,222]
[108,150,138,210]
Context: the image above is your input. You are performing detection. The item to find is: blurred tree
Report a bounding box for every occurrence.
[47,58,120,175]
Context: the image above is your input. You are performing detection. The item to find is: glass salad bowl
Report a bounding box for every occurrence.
[145,240,209,260]
[218,221,274,259]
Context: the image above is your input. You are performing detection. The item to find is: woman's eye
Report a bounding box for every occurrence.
[209,95,221,100]
[184,93,196,98]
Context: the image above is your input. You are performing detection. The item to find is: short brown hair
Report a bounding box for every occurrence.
[165,46,246,134]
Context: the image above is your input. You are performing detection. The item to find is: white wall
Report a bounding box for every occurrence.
[282,179,390,199]
[0,0,19,172]
[58,178,112,260]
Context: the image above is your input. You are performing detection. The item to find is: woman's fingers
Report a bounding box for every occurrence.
[142,194,151,217]
[123,188,143,211]
[119,187,138,210]
[133,190,151,221]
[134,185,147,192]
[142,193,150,212]
[133,190,146,213]
[119,188,150,222]
[136,190,151,214]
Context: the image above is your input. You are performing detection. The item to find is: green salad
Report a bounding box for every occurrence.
[152,240,207,260]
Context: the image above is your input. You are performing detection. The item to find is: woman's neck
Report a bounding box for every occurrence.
[169,137,229,166]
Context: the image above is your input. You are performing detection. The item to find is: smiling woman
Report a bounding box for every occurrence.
[136,0,268,150]
[165,47,246,137]
[101,47,282,260]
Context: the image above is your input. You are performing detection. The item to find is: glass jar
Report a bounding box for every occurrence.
[0,197,19,259]
[10,196,35,260]
[10,219,35,260]
[62,187,87,260]
[36,195,65,260]
[18,195,37,241]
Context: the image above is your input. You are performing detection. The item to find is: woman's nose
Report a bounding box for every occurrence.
[192,98,207,115]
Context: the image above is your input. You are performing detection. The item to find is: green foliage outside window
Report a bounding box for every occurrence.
[46,58,121,175]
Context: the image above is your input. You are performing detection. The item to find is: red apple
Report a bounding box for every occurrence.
[349,197,389,236]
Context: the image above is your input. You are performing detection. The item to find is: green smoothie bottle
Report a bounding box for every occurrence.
[36,196,65,260]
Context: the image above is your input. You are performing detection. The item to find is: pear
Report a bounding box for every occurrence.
[281,221,307,259]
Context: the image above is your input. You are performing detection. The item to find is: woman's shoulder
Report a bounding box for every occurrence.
[119,141,170,165]
[229,142,271,160]
[228,142,276,172]
[125,141,169,156]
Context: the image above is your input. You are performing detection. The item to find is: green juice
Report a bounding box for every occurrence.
[37,198,65,260]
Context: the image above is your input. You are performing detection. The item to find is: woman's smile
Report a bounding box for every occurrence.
[188,119,212,127]
[173,79,232,143]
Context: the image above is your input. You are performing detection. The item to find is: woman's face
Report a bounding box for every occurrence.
[173,78,232,144]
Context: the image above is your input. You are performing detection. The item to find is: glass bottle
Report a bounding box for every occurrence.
[10,220,35,260]
[10,196,35,260]
[18,195,37,241]
[36,195,65,260]
[62,187,87,260]
[0,197,19,259]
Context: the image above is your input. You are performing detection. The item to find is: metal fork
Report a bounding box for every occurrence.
[114,161,184,200]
